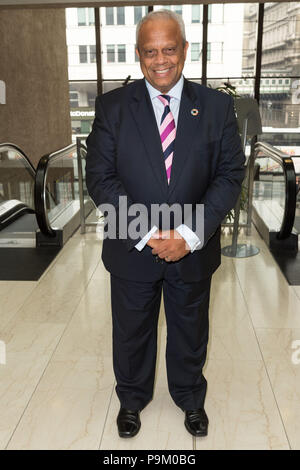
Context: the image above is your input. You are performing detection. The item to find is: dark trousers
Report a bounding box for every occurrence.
[110,263,212,412]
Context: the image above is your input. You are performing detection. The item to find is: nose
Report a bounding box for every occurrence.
[154,50,167,65]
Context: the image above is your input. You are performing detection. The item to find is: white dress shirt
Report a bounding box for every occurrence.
[135,76,201,253]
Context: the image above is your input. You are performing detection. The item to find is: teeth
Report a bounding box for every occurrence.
[156,69,169,74]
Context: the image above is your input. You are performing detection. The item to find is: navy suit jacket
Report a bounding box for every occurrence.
[86,78,245,282]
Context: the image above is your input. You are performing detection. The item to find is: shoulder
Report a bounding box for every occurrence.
[95,80,143,110]
[186,79,232,107]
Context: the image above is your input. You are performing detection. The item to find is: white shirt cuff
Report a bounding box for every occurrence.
[176,224,201,253]
[135,226,158,251]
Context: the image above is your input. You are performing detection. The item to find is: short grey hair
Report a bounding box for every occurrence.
[136,9,186,49]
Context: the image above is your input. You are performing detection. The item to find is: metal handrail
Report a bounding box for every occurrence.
[34,143,76,237]
[76,137,98,234]
[253,141,297,239]
[0,142,36,178]
[0,143,36,218]
[76,138,87,234]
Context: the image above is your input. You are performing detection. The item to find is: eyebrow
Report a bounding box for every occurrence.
[141,43,177,50]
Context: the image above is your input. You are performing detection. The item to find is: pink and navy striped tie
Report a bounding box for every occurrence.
[157,94,176,185]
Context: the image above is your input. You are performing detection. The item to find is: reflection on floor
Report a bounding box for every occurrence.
[0,225,300,450]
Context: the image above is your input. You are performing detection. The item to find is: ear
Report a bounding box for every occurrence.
[183,41,189,60]
[135,47,140,60]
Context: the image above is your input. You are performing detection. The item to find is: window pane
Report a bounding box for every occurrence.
[77,8,86,26]
[107,45,115,63]
[174,6,182,16]
[191,43,200,62]
[88,8,95,26]
[71,120,81,135]
[117,7,125,25]
[206,4,258,79]
[134,6,143,25]
[118,44,126,63]
[79,45,87,63]
[208,42,223,63]
[81,120,91,134]
[106,7,114,25]
[259,3,300,131]
[90,45,96,63]
[207,43,211,62]
[192,5,200,23]
[69,81,97,140]
[67,9,97,81]
[208,5,212,23]
[69,91,79,108]
[211,4,224,24]
[100,6,143,81]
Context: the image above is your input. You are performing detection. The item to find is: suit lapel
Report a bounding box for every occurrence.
[168,79,203,198]
[129,79,168,195]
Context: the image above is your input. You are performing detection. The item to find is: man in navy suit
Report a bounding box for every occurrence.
[86,10,245,438]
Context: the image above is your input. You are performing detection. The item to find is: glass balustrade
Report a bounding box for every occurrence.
[35,144,78,236]
[252,142,297,240]
[0,144,35,210]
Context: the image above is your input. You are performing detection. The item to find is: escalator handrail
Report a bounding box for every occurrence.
[79,142,87,154]
[254,141,297,239]
[0,200,35,230]
[0,142,36,178]
[34,143,76,237]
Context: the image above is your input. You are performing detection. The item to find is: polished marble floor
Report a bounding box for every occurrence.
[0,225,300,450]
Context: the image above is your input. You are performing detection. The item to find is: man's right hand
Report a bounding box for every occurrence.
[147,237,162,250]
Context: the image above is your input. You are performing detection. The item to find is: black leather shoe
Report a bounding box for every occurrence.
[117,408,141,438]
[184,409,208,437]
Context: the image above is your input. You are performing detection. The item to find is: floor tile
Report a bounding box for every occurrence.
[195,359,290,450]
[256,328,300,449]
[6,356,115,450]
[0,352,50,449]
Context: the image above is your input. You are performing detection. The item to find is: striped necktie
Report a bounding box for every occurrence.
[157,94,176,185]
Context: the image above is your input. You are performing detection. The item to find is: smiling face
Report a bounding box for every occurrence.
[136,17,189,94]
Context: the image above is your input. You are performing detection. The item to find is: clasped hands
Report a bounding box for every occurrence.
[147,229,190,262]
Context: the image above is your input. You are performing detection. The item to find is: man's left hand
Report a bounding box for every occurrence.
[151,230,190,262]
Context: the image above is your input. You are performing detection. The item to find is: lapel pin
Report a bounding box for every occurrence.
[191,108,199,116]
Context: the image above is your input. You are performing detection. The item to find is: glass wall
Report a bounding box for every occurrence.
[66,7,97,141]
[207,3,258,96]
[65,3,300,155]
[100,5,147,90]
[69,81,97,139]
[258,2,300,162]
[260,3,300,127]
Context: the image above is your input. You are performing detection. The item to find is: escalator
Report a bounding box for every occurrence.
[0,142,92,280]
[35,143,85,246]
[0,143,38,247]
[251,141,299,284]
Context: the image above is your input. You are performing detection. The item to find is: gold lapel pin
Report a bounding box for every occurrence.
[191,108,199,116]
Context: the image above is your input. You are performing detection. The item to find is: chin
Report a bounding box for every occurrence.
[154,81,174,92]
